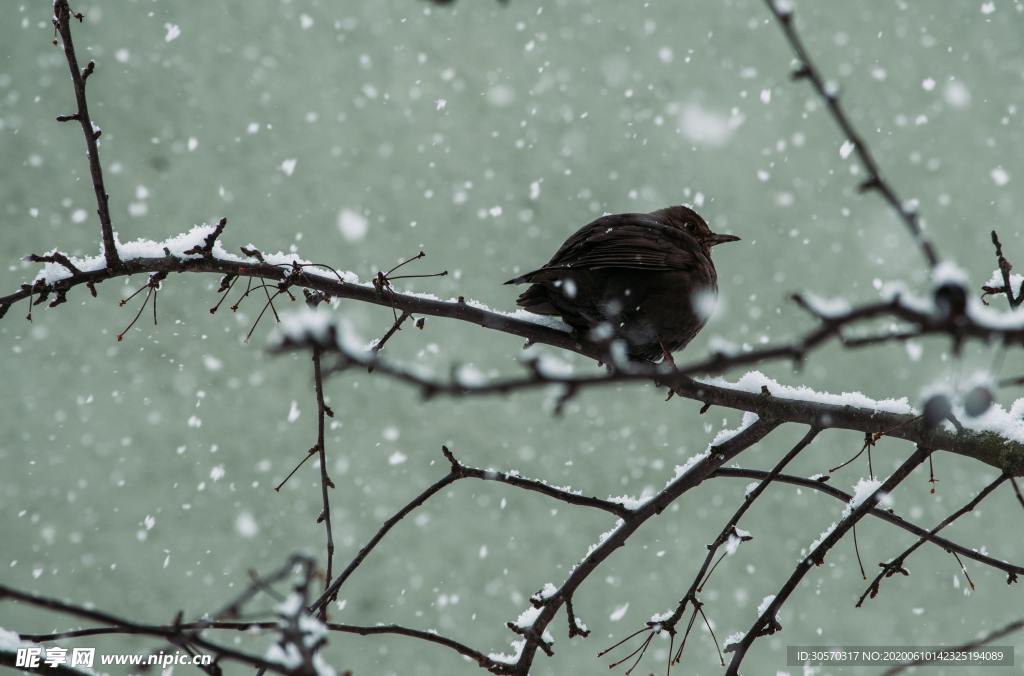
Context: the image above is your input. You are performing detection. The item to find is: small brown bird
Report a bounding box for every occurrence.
[506,206,739,362]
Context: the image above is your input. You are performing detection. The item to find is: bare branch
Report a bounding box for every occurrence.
[0,583,287,673]
[601,427,821,674]
[308,445,628,617]
[857,474,1014,605]
[712,467,1024,579]
[277,325,1024,475]
[981,230,1024,307]
[723,446,930,674]
[761,0,939,268]
[508,419,779,674]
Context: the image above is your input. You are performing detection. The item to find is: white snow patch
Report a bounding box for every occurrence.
[845,478,886,514]
[534,583,558,601]
[711,411,761,446]
[985,268,1024,295]
[699,371,913,416]
[806,521,838,554]
[723,631,745,650]
[801,293,851,318]
[725,527,751,555]
[489,639,526,665]
[511,605,542,629]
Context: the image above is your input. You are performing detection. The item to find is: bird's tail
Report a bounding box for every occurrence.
[504,269,539,285]
[511,282,559,315]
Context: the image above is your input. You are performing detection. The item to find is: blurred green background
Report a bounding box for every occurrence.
[2,0,1023,673]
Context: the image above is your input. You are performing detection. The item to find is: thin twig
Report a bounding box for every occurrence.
[312,348,335,620]
[308,445,629,615]
[857,474,1012,606]
[0,584,286,673]
[723,446,930,674]
[618,427,820,675]
[761,0,939,268]
[711,466,1024,579]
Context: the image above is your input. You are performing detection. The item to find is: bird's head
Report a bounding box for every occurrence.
[650,205,741,251]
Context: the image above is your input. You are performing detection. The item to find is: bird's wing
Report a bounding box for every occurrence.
[506,213,700,284]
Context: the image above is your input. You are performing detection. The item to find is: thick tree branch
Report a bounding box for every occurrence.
[507,419,779,675]
[277,321,1024,475]
[600,427,822,673]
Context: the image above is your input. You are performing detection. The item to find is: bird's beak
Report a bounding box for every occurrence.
[708,233,741,247]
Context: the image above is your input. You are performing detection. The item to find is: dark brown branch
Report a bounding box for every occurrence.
[761,0,939,268]
[52,1,119,269]
[857,474,1013,605]
[369,309,412,370]
[723,446,930,674]
[279,327,1024,475]
[326,622,500,672]
[26,252,81,276]
[184,217,227,258]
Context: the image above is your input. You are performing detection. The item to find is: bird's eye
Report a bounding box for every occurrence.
[684,222,694,230]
